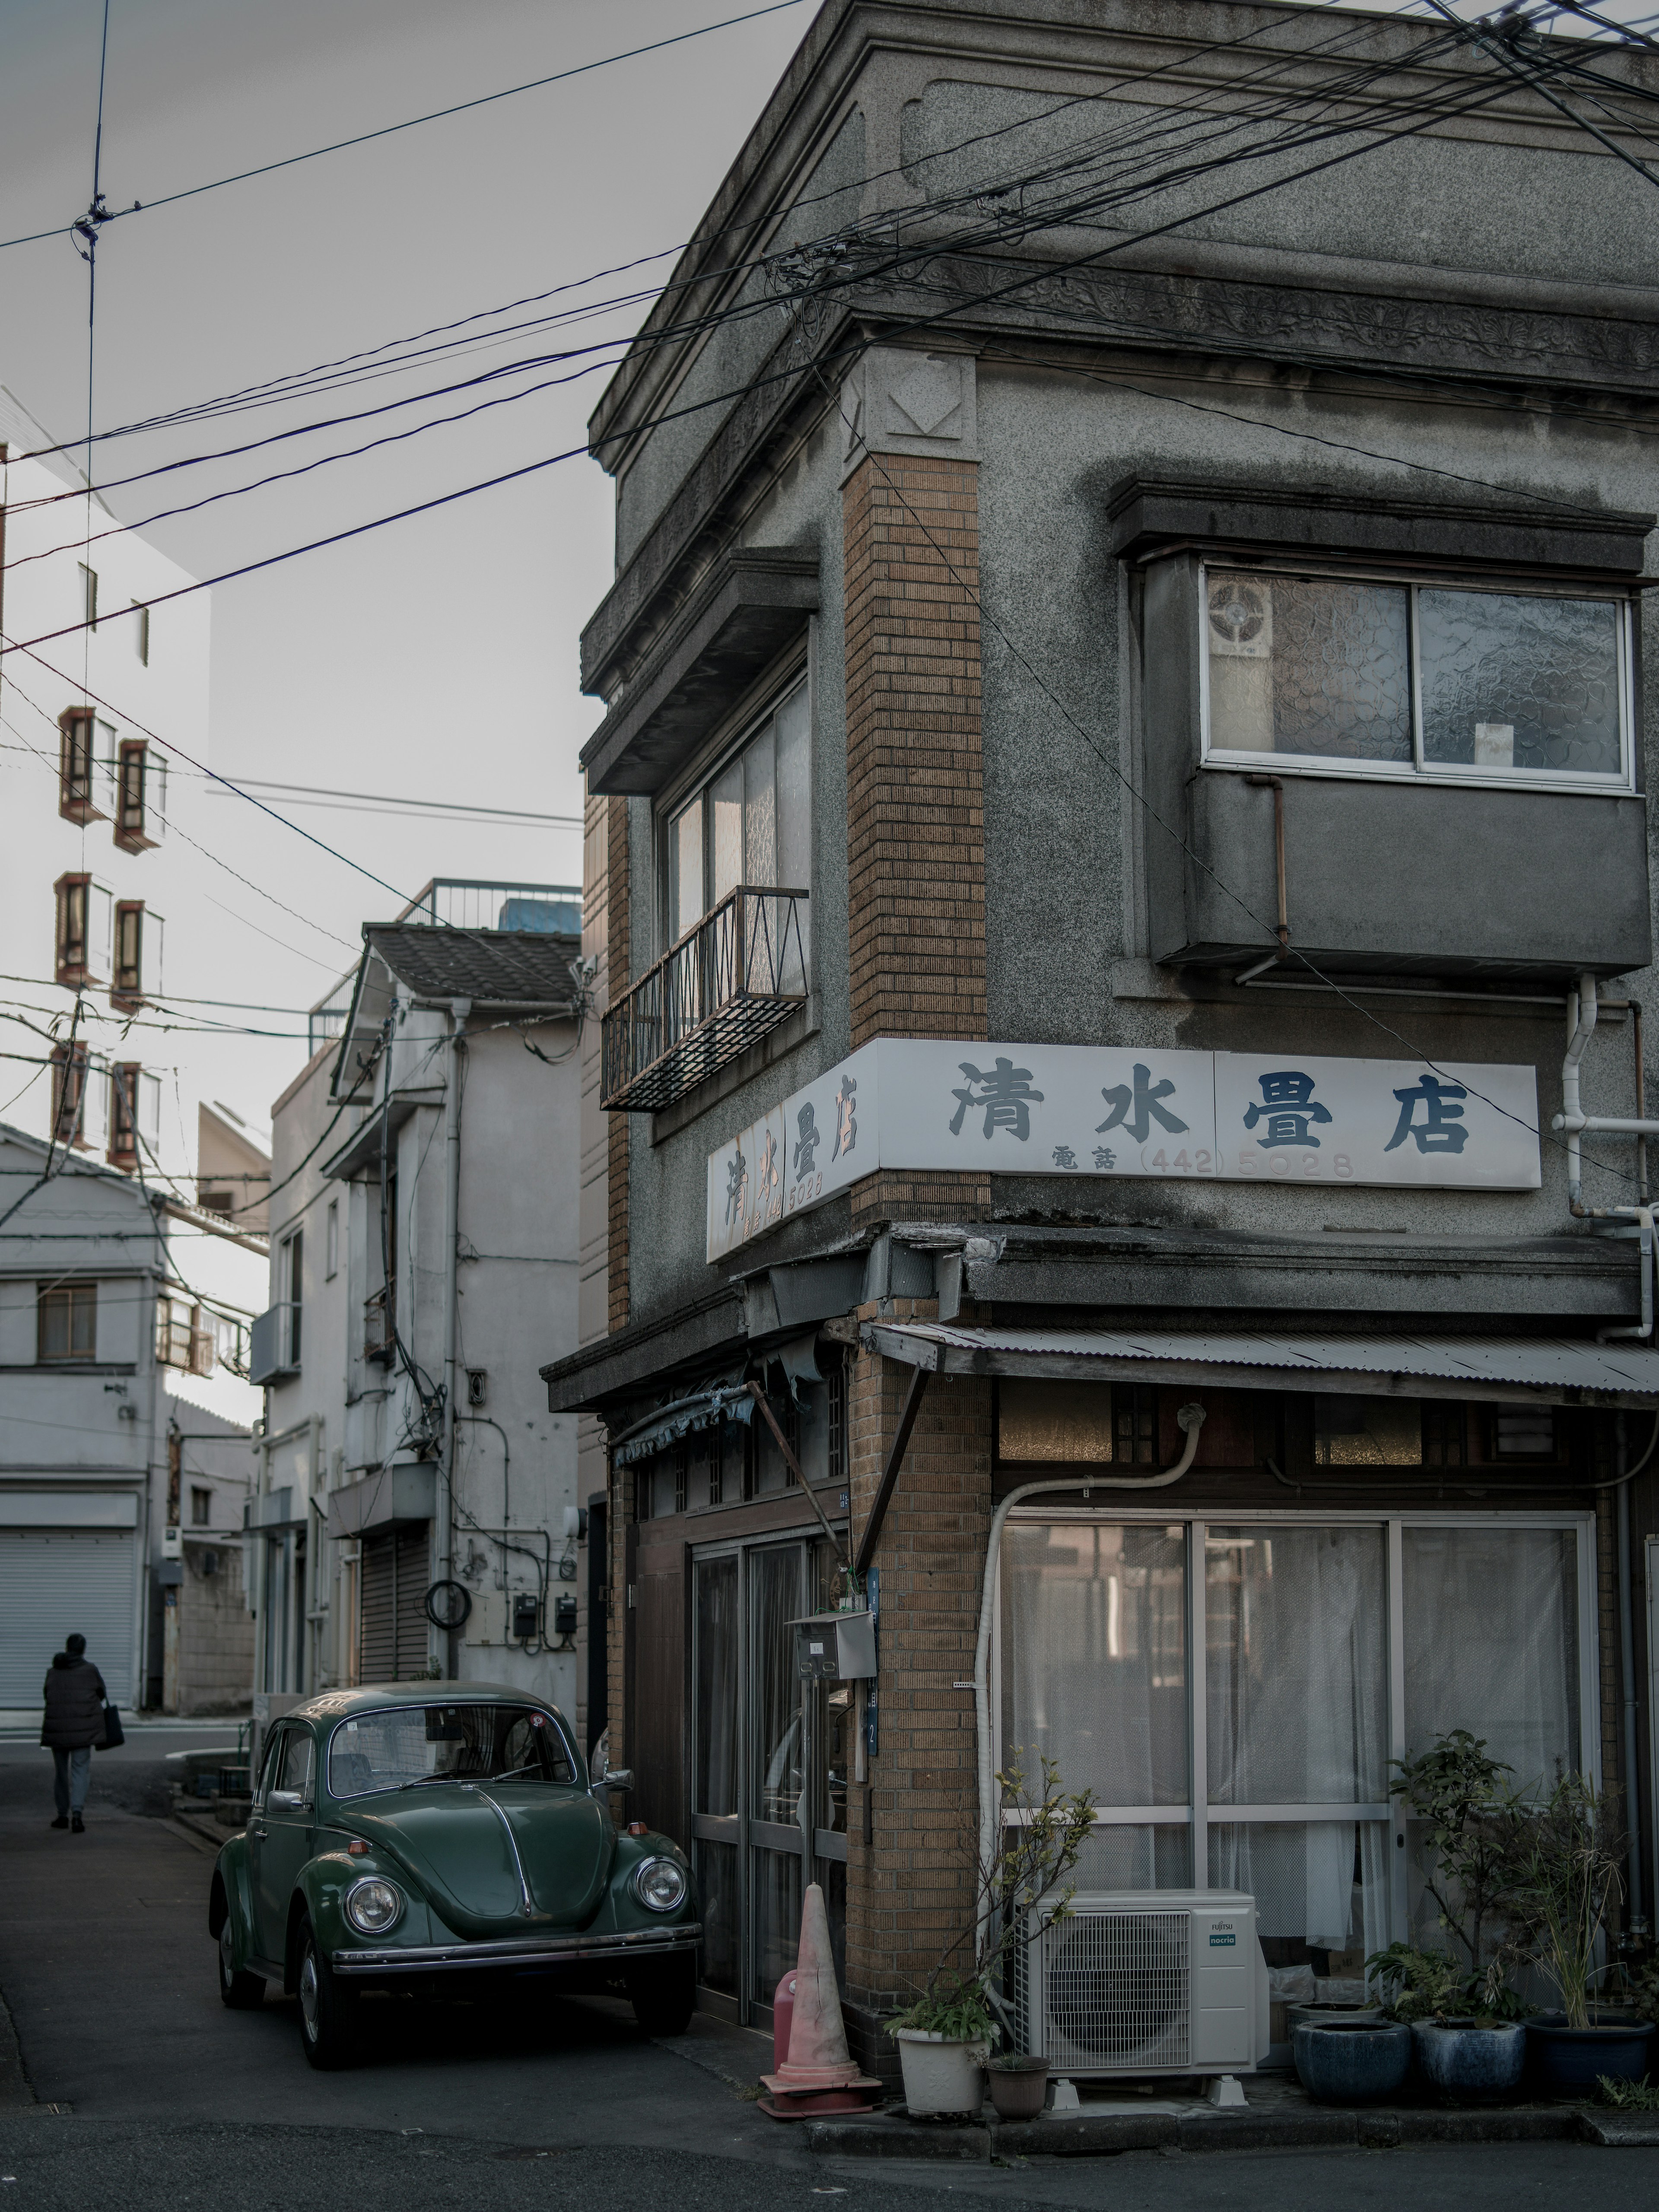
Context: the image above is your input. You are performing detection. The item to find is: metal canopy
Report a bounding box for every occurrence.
[860,1322,1659,1409]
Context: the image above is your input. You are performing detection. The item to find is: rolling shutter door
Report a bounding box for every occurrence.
[0,1529,136,1705]
[359,1524,430,1684]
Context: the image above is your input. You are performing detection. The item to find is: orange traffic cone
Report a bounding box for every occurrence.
[758,1882,882,2120]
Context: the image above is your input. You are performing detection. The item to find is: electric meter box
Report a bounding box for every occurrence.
[790,1609,877,1682]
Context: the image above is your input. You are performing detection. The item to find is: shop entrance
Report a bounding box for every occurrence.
[997,1513,1597,1972]
[691,1532,849,2025]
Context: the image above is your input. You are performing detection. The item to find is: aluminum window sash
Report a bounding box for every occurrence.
[1388,1516,1408,1939]
[1189,1518,1207,1888]
[1574,1513,1602,1792]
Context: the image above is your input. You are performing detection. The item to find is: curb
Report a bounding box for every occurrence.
[803,2100,1603,2160]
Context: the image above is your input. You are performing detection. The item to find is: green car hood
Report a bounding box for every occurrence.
[347,1787,615,1937]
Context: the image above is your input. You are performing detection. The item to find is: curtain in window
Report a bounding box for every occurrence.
[1205,1526,1388,1953]
[1402,1526,1580,1784]
[1002,1521,1188,1806]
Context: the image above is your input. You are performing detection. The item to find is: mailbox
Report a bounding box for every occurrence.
[790,1609,877,1682]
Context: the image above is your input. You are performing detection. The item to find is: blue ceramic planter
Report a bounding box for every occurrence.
[1410,2020,1527,2100]
[1526,2015,1655,2094]
[1293,2021,1411,2104]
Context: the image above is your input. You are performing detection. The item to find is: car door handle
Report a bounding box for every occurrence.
[253,1826,269,1839]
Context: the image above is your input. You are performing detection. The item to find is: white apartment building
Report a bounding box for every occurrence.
[248,881,588,1739]
[0,385,268,1709]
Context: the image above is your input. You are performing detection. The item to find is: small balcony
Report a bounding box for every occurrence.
[601,887,808,1114]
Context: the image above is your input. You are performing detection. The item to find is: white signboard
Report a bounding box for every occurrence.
[706,1040,1540,1262]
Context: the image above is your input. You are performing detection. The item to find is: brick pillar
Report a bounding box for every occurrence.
[843,451,986,1052]
[843,1308,993,2066]
[606,794,630,1334]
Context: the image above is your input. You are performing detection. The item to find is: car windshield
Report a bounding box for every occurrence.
[328,1703,578,1799]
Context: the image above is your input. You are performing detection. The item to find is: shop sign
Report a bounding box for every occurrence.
[705,1039,1540,1261]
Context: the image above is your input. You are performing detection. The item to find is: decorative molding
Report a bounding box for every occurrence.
[841,346,978,479]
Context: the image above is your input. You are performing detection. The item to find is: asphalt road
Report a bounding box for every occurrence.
[0,1751,1653,2209]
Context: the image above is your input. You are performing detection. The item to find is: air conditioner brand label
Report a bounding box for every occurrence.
[1208,1932,1237,1948]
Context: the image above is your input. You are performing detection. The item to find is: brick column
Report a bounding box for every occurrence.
[606,793,630,1334]
[843,449,988,1234]
[843,1308,993,2067]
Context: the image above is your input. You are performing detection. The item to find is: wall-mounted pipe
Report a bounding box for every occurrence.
[972,1404,1208,1954]
[1245,774,1290,961]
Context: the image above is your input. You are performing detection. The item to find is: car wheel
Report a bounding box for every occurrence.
[296,1914,359,2070]
[629,1955,696,2037]
[218,1916,266,2011]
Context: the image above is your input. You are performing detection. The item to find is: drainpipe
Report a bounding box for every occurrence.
[1245,774,1290,960]
[1616,1415,1648,1939]
[973,1404,1208,1954]
[438,998,470,1679]
[1552,973,1659,1339]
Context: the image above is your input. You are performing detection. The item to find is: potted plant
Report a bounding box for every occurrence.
[1291,2012,1411,2104]
[1365,1731,1529,2100]
[1500,1769,1654,2093]
[986,2053,1052,2121]
[887,1755,1094,2120]
[1366,1942,1528,2099]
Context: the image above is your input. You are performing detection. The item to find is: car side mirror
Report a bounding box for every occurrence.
[602,1768,634,1792]
[267,1789,310,1813]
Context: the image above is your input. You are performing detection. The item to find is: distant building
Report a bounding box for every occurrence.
[0,1124,254,1715]
[249,881,588,1733]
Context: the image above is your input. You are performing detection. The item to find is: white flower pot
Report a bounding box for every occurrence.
[895,2029,989,2117]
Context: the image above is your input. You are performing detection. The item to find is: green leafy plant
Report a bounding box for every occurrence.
[1597,2075,1659,2111]
[1498,1767,1626,2031]
[886,1753,1096,2048]
[1389,1731,1518,1974]
[1363,1941,1526,2027]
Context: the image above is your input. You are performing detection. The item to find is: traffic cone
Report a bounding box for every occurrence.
[758,1882,882,2120]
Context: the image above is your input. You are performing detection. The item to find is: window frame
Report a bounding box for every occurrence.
[114,741,161,852]
[190,1485,212,1527]
[654,668,811,957]
[38,1281,97,1362]
[1196,557,1638,798]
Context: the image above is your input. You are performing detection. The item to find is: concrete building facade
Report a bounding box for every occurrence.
[548,0,1659,2065]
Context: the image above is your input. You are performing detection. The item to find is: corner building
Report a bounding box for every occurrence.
[545,0,1659,2070]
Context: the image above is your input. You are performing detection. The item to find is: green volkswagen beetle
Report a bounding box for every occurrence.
[209,1683,698,2069]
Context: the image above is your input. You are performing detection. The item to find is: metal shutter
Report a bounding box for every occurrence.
[0,1529,136,1705]
[359,1525,430,1684]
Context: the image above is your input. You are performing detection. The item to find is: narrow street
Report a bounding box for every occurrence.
[0,1745,1653,2212]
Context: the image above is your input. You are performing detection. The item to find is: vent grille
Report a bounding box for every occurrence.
[1034,1909,1190,2072]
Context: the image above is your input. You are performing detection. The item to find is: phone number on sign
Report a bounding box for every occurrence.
[1128,1146,1358,1179]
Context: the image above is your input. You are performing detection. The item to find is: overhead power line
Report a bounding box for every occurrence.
[0,2,813,257]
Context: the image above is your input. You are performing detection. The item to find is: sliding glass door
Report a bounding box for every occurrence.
[998,1513,1595,1964]
[691,1532,848,2023]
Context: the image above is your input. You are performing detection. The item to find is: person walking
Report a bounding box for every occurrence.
[41,1633,107,1832]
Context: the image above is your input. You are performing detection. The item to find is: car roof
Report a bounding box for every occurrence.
[282,1683,571,1729]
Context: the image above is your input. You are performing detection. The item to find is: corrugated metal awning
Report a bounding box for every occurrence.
[860,1322,1659,1409]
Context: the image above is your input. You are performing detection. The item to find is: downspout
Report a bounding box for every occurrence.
[438,997,470,1679]
[973,1403,1208,1952]
[1616,1414,1648,1938]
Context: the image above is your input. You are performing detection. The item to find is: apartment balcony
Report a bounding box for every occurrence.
[601,888,808,1114]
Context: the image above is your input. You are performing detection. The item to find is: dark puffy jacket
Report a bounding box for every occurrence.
[41,1655,108,1749]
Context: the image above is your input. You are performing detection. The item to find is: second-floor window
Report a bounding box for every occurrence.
[49,1044,90,1147]
[55,874,112,986]
[191,1485,211,1526]
[113,902,162,1007]
[283,1227,304,1368]
[662,680,810,948]
[108,1061,160,1168]
[115,742,164,850]
[38,1282,96,1361]
[1201,566,1632,791]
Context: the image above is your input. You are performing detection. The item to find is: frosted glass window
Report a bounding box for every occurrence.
[711,758,744,908]
[1207,572,1412,762]
[1205,1525,1387,1805]
[1402,1526,1580,1784]
[667,797,703,944]
[1001,1521,1188,1805]
[1419,590,1621,777]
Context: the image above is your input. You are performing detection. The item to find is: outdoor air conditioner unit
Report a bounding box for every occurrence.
[1014,1890,1270,2081]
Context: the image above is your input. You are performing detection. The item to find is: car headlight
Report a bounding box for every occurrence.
[343,1877,404,1935]
[632,1856,688,1914]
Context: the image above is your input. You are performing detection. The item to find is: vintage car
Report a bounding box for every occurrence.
[209,1682,699,2068]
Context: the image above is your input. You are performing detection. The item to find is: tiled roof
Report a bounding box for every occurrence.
[365,925,581,1009]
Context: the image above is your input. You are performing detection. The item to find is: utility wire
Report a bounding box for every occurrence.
[0,2,814,257]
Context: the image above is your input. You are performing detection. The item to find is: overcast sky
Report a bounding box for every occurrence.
[0,0,1648,1135]
[0,0,809,1128]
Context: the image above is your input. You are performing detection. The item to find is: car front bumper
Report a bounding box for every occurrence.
[331,1922,702,1976]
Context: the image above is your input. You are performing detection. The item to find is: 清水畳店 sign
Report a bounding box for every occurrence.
[705,1039,1540,1260]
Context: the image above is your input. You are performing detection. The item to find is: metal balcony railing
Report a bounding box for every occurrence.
[601,887,808,1113]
